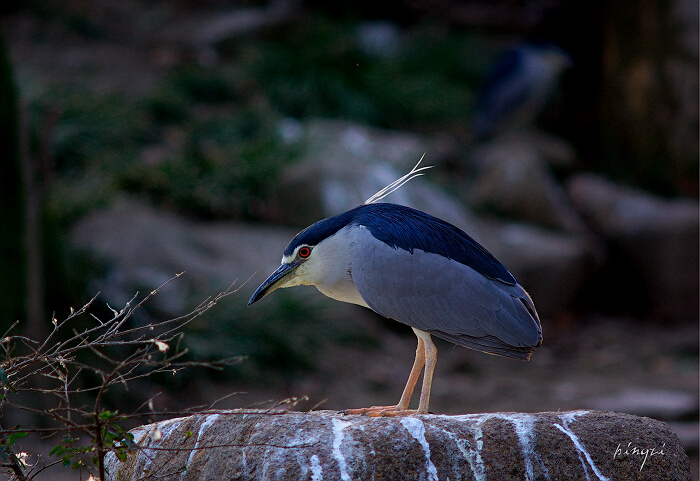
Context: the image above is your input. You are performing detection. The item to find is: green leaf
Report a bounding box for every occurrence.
[98,410,113,420]
[6,431,28,444]
[50,445,65,456]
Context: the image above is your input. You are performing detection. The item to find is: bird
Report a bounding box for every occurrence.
[471,43,572,140]
[248,163,542,416]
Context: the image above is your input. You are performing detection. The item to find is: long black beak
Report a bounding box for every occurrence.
[248,261,300,306]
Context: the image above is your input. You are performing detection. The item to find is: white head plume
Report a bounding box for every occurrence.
[364,154,433,205]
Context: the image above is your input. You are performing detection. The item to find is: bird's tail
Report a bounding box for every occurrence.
[428,330,537,361]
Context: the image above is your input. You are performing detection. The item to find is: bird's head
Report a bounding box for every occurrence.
[249,159,434,306]
[247,243,315,305]
[247,209,356,306]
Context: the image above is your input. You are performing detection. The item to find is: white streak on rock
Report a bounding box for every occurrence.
[438,413,487,481]
[494,413,551,481]
[445,414,493,481]
[436,426,486,481]
[309,454,323,481]
[499,414,535,480]
[554,411,610,481]
[400,418,439,481]
[181,414,220,480]
[132,419,182,481]
[331,418,352,481]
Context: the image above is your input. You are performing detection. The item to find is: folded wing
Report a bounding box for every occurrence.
[352,226,542,360]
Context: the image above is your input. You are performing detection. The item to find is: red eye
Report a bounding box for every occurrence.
[298,247,311,258]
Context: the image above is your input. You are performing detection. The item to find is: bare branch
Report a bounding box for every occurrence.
[0,275,254,480]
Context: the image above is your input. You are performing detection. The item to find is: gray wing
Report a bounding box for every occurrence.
[352,227,542,360]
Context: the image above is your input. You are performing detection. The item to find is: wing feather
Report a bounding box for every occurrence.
[352,227,542,360]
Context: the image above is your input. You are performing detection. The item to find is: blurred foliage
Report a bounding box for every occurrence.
[122,103,301,219]
[46,91,151,173]
[21,17,501,226]
[145,65,240,124]
[28,68,300,223]
[26,0,106,39]
[233,19,491,130]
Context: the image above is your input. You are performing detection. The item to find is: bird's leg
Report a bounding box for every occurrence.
[395,336,426,410]
[343,330,435,417]
[415,331,437,414]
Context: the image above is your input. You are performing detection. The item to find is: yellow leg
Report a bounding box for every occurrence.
[396,335,426,410]
[414,329,437,414]
[343,329,436,416]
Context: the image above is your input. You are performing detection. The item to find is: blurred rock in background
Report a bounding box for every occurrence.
[568,173,699,322]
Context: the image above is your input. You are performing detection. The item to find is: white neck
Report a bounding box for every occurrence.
[293,225,369,308]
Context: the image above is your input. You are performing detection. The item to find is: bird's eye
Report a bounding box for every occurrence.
[298,246,311,258]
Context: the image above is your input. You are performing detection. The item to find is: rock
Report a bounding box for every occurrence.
[467,133,587,234]
[268,119,456,226]
[466,138,587,235]
[567,173,699,321]
[105,409,692,481]
[156,1,295,49]
[70,196,299,314]
[356,21,402,59]
[471,130,578,169]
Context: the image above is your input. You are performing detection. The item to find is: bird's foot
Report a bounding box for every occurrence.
[340,406,426,417]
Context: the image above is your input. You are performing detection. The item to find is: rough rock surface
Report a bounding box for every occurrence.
[106,410,691,481]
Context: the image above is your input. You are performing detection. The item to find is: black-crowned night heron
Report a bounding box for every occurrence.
[472,43,572,140]
[248,165,542,415]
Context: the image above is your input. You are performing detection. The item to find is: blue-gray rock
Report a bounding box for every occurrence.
[105,409,692,481]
